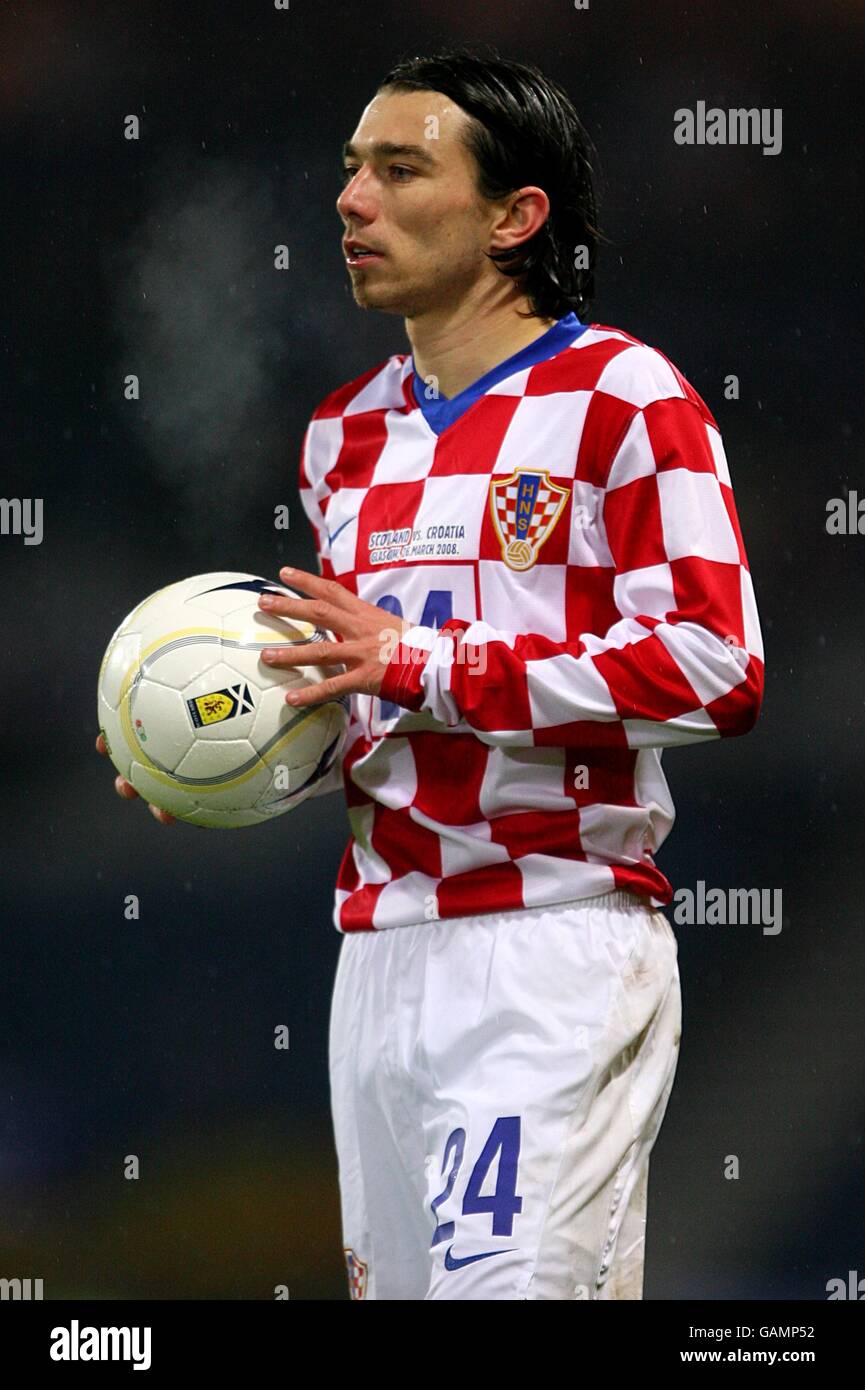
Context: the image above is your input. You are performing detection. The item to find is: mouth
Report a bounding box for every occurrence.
[344,240,385,268]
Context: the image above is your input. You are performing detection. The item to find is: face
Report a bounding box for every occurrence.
[337,88,502,318]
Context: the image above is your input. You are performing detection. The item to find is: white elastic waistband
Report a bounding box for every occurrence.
[567,889,656,913]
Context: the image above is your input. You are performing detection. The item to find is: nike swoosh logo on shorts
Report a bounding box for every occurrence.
[444,1244,515,1271]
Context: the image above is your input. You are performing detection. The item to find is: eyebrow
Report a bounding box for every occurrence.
[341,140,438,168]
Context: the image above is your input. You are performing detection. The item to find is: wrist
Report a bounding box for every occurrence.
[378,619,470,711]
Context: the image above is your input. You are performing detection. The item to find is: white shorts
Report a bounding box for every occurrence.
[328,890,681,1300]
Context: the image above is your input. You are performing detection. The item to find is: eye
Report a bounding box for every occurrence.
[340,165,360,183]
[389,165,415,180]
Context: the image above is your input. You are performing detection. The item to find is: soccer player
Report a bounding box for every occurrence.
[99,49,764,1300]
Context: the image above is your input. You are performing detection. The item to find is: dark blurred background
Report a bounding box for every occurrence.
[1,0,863,1299]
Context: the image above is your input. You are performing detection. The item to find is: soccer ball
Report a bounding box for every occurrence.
[97,571,349,827]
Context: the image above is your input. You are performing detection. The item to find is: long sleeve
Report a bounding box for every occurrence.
[378,389,764,751]
[289,420,349,801]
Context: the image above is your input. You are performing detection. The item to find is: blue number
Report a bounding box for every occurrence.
[462,1116,523,1236]
[374,593,404,719]
[419,588,453,629]
[375,594,405,622]
[376,588,454,720]
[430,1127,465,1247]
[429,1115,523,1245]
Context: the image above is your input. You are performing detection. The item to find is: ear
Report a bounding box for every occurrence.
[488,186,551,255]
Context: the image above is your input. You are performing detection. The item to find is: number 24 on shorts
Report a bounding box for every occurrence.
[430,1116,523,1246]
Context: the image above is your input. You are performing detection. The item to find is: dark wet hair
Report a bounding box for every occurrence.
[378,46,601,320]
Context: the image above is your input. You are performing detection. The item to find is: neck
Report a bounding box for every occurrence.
[406,288,558,400]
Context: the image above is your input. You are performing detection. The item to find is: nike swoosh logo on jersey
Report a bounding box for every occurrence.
[325,515,356,545]
[443,1244,515,1271]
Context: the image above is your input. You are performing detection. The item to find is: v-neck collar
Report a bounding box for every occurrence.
[408,311,586,435]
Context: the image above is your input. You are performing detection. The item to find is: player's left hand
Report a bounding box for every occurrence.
[257,566,414,705]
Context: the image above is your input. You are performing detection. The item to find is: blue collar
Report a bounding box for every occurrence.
[409,311,586,434]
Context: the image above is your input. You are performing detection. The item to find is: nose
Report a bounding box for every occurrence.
[337,165,375,224]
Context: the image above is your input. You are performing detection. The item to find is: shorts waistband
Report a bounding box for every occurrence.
[569,889,656,913]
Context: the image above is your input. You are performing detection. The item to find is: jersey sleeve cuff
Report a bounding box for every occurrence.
[378,619,471,713]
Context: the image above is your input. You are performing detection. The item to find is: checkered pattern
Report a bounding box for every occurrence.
[344,1247,367,1299]
[298,324,764,933]
[493,474,568,545]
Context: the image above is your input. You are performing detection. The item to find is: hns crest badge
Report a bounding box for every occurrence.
[186,683,255,728]
[344,1247,368,1300]
[489,468,570,571]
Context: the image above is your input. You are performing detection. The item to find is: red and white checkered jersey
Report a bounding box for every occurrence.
[297,322,764,933]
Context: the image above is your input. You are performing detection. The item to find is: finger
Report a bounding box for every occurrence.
[258,591,348,635]
[148,803,176,825]
[96,731,107,755]
[284,672,358,707]
[261,567,355,614]
[269,564,343,603]
[260,640,353,668]
[115,774,139,801]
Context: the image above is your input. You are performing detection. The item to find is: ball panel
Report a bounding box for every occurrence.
[126,680,196,771]
[126,759,199,817]
[217,639,295,692]
[256,773,317,814]
[99,632,142,712]
[121,574,240,632]
[173,736,263,786]
[250,681,303,746]
[142,635,226,696]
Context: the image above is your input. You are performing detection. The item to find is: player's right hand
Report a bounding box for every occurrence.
[95,731,176,824]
